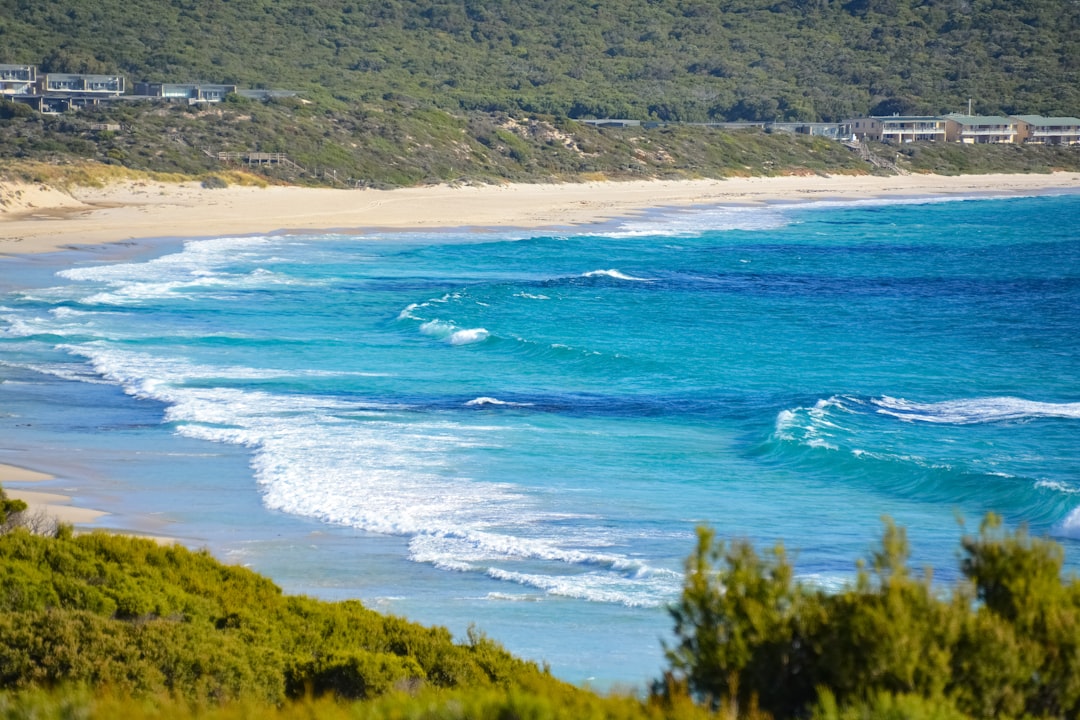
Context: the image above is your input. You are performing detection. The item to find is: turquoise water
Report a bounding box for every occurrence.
[2,192,1079,687]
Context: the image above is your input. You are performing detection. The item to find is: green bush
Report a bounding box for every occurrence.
[661,514,1080,719]
[0,528,560,705]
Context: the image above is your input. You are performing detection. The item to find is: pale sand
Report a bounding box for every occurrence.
[2,172,1079,254]
[0,462,175,543]
[0,463,107,525]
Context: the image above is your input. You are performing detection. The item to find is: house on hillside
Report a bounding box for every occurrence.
[944,114,1018,144]
[0,64,37,96]
[579,119,641,128]
[238,89,300,100]
[1011,115,1080,145]
[39,73,125,95]
[133,82,237,103]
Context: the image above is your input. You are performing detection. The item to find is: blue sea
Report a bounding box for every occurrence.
[2,191,1079,688]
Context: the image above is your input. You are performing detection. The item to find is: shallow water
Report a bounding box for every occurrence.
[2,192,1078,687]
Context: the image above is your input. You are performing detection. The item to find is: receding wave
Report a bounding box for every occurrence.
[588,204,792,238]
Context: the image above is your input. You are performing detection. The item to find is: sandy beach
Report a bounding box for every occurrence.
[0,462,107,525]
[2,172,1079,254]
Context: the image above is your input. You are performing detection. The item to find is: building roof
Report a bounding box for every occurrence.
[1012,115,1080,126]
[944,113,1015,125]
[871,115,945,122]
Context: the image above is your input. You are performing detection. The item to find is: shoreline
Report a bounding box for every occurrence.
[0,462,108,526]
[1,171,1078,539]
[3,172,1079,255]
[0,462,178,543]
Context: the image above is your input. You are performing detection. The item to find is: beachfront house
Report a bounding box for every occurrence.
[878,116,949,143]
[133,82,238,103]
[944,114,1018,144]
[0,64,37,96]
[848,117,882,140]
[847,116,948,142]
[1011,115,1080,145]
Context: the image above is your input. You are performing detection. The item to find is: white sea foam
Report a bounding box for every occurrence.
[872,396,1080,424]
[465,397,533,407]
[1053,507,1080,539]
[581,269,650,282]
[1035,479,1080,495]
[51,341,668,605]
[449,328,489,345]
[484,567,676,608]
[419,320,489,345]
[55,236,312,305]
[592,204,792,238]
[773,395,854,445]
[513,292,550,300]
[60,236,278,286]
[485,592,542,602]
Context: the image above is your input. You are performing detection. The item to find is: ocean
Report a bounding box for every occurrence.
[1,191,1078,688]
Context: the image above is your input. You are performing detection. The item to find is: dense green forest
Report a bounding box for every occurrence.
[1,0,1079,185]
[3,476,1080,718]
[2,0,1079,121]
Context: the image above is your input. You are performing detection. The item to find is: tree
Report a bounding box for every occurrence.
[662,526,812,716]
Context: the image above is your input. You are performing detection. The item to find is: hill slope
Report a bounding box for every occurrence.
[2,0,1078,122]
[2,0,1079,186]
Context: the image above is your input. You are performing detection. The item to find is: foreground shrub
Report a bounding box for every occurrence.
[660,514,1080,719]
[0,528,552,705]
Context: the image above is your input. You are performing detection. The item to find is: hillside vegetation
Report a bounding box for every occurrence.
[2,0,1078,121]
[1,0,1079,185]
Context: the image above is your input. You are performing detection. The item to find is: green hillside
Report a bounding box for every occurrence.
[1,0,1079,186]
[3,0,1079,121]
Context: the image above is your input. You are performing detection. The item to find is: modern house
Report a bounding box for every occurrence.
[39,73,125,95]
[771,122,850,138]
[579,118,642,128]
[238,89,300,100]
[0,64,37,96]
[943,114,1018,144]
[1011,115,1080,145]
[133,82,237,102]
